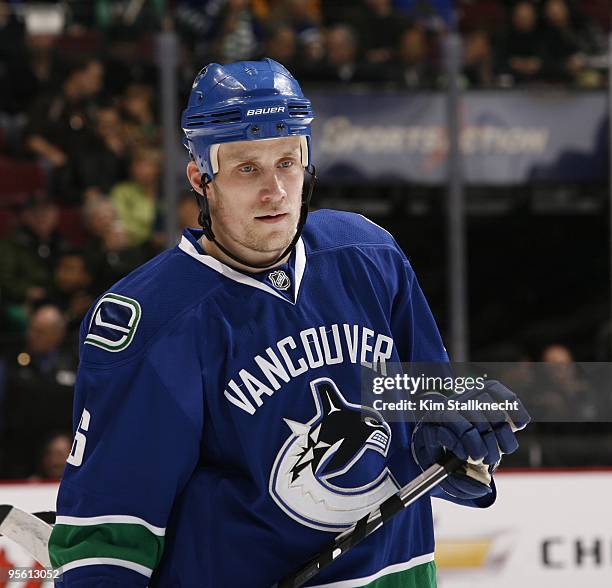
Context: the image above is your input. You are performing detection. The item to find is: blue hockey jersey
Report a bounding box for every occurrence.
[50,210,484,587]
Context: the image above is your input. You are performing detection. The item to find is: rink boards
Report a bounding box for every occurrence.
[433,470,612,587]
[0,471,611,587]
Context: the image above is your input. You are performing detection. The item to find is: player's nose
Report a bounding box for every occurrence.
[259,169,287,202]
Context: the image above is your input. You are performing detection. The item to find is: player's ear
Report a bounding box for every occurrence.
[186,161,203,195]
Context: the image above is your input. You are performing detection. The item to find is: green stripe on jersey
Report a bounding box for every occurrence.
[49,522,165,571]
[363,561,436,588]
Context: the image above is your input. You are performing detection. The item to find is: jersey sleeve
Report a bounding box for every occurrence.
[388,242,448,363]
[388,241,497,509]
[49,309,204,586]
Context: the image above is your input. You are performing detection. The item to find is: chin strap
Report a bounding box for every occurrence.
[193,165,316,271]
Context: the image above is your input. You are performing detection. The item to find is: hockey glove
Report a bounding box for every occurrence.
[411,380,530,500]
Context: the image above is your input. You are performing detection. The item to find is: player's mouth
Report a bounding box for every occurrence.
[255,212,288,224]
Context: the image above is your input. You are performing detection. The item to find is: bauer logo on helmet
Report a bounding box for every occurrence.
[246,107,286,116]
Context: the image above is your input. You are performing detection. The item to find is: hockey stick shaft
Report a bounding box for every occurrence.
[275,453,463,588]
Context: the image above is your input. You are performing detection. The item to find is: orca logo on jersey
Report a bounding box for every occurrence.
[84,293,141,352]
[269,377,400,532]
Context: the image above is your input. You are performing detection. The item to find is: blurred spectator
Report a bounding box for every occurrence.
[266,0,321,36]
[287,0,320,34]
[0,9,61,116]
[392,26,438,88]
[0,1,27,114]
[0,2,24,59]
[121,83,159,147]
[320,0,361,27]
[296,27,325,72]
[82,197,149,294]
[46,249,94,335]
[541,343,573,364]
[103,28,158,96]
[568,1,606,56]
[110,147,164,248]
[354,0,413,65]
[531,343,611,466]
[305,24,381,84]
[75,103,130,200]
[323,25,360,82]
[67,0,164,33]
[536,343,601,421]
[0,195,65,333]
[25,304,70,363]
[0,305,76,478]
[19,32,63,106]
[31,431,72,480]
[497,1,544,85]
[175,0,228,63]
[462,29,494,87]
[213,0,263,62]
[261,25,298,71]
[540,0,588,84]
[24,57,104,202]
[395,0,453,30]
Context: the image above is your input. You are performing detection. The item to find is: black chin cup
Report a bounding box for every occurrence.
[194,165,316,270]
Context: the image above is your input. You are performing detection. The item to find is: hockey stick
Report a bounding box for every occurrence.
[274,453,463,588]
[0,505,53,567]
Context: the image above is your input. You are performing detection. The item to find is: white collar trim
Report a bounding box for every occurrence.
[178,235,306,305]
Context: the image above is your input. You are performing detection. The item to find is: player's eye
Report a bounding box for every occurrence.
[239,164,255,173]
[279,159,294,169]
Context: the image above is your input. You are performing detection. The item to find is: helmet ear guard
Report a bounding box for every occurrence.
[182,58,315,270]
[300,135,309,168]
[209,144,220,175]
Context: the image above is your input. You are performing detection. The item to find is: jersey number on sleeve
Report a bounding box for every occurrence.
[67,409,91,467]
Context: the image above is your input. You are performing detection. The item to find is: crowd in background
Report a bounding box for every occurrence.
[0,0,610,478]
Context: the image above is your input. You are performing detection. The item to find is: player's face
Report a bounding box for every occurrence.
[189,136,304,268]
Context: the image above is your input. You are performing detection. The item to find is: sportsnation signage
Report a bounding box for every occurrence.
[310,90,608,185]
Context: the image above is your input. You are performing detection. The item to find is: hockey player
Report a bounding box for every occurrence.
[49,59,529,587]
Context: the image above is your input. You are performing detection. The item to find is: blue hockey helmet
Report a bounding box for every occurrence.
[181,58,316,270]
[182,58,314,181]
